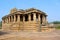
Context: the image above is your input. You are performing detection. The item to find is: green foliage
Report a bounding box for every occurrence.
[52,21,60,24]
[49,21,60,29]
[56,26,60,29]
[0,21,2,29]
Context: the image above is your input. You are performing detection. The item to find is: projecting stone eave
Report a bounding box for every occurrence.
[2,15,9,20]
[42,12,48,16]
[25,8,47,15]
[2,11,25,19]
[2,13,15,19]
[2,8,48,19]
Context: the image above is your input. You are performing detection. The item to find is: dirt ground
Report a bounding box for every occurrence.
[0,30,60,40]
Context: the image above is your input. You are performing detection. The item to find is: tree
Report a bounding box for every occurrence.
[52,21,60,24]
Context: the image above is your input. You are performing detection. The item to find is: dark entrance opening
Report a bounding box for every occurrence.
[25,14,28,21]
[36,14,38,21]
[20,14,23,21]
[31,13,33,21]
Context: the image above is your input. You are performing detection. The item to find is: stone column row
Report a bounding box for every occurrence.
[28,13,41,22]
[3,14,47,24]
[33,13,47,25]
[33,13,41,22]
[7,15,21,23]
[3,14,41,23]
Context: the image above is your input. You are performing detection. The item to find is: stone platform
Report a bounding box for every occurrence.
[0,30,60,40]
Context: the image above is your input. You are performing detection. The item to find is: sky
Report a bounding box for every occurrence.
[0,0,60,22]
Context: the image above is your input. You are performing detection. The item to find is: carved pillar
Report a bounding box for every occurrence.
[23,15,25,31]
[8,16,10,23]
[42,15,44,24]
[5,18,7,23]
[42,15,45,24]
[29,14,31,21]
[11,16,13,22]
[44,16,46,24]
[45,16,48,25]
[12,16,14,22]
[6,18,8,23]
[7,18,8,23]
[23,16,25,22]
[17,15,20,22]
[14,15,16,22]
[7,17,9,23]
[33,13,36,21]
[38,14,41,21]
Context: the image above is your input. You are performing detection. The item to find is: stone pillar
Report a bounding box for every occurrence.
[6,18,8,23]
[38,14,41,31]
[42,15,44,24]
[23,15,25,22]
[23,16,25,31]
[11,16,13,22]
[17,15,20,22]
[7,18,9,23]
[44,16,46,24]
[14,15,16,22]
[6,17,9,23]
[12,16,14,22]
[5,18,7,23]
[38,14,41,21]
[9,16,10,23]
[29,14,31,21]
[42,15,45,25]
[33,13,36,21]
[45,16,48,25]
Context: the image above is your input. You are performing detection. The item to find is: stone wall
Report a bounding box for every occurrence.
[2,21,41,32]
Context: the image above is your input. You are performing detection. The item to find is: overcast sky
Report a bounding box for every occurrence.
[0,0,60,22]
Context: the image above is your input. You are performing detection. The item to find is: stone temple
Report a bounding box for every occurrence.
[2,8,53,32]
